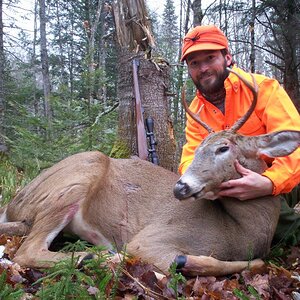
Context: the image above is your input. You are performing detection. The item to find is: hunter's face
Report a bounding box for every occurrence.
[186,50,232,94]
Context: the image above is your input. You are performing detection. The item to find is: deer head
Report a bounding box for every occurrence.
[174,69,300,200]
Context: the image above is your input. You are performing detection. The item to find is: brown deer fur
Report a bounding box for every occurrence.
[0,69,299,276]
[0,129,299,276]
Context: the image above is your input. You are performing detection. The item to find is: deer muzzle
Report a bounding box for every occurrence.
[173,180,192,200]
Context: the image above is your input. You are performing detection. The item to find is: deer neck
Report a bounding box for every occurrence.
[238,156,268,174]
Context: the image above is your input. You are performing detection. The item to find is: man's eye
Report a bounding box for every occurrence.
[190,61,198,66]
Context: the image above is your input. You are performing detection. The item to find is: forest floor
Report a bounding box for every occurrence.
[0,233,300,299]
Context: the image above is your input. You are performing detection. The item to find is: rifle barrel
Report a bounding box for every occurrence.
[133,59,148,160]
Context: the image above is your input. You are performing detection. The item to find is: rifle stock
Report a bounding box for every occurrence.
[132,59,148,160]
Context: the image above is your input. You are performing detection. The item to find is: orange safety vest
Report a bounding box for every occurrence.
[179,66,300,195]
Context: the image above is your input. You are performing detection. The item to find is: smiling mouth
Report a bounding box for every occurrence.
[201,73,213,80]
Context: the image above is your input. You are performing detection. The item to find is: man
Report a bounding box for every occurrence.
[179,25,300,245]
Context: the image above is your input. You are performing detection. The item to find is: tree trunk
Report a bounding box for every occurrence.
[0,0,6,152]
[39,0,52,136]
[83,0,102,149]
[55,1,68,88]
[192,0,203,26]
[112,0,177,171]
[282,1,300,110]
[98,2,109,108]
[250,0,255,73]
[33,0,39,117]
[260,0,300,110]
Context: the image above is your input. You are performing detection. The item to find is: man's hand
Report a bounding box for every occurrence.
[218,161,273,200]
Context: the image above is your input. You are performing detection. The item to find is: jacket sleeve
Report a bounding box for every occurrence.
[257,78,300,195]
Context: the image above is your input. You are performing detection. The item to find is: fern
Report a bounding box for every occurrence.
[0,271,24,300]
[34,244,114,299]
[34,251,94,299]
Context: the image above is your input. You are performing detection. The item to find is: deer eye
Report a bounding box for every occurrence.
[218,146,229,153]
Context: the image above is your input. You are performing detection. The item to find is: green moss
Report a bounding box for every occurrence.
[109,140,131,158]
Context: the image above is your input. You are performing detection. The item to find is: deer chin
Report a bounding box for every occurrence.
[192,188,219,201]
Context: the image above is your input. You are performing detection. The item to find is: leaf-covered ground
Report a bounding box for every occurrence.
[0,234,300,299]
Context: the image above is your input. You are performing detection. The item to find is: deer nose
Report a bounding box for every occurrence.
[174,180,191,200]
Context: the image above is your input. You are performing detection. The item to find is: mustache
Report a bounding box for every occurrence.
[199,71,213,80]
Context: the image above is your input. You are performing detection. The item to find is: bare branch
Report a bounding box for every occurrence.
[264,60,285,73]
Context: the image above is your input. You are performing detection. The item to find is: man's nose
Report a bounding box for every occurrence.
[198,62,209,73]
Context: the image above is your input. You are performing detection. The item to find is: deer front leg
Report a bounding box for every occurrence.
[175,255,265,277]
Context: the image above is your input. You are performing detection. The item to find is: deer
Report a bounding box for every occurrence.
[0,68,299,277]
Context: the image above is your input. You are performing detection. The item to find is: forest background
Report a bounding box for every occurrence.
[0,0,300,197]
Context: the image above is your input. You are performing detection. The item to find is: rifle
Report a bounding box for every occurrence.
[132,59,148,160]
[145,117,159,165]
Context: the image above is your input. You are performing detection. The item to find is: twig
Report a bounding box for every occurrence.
[121,267,168,300]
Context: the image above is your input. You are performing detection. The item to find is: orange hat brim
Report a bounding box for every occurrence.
[181,42,226,61]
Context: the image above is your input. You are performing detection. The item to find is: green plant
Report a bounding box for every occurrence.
[167,262,187,300]
[233,285,261,300]
[0,271,24,300]
[265,244,287,266]
[35,254,95,299]
[0,158,31,205]
[233,288,250,300]
[34,241,114,299]
[73,244,116,299]
[247,285,261,300]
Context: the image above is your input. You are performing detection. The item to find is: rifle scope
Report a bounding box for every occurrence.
[145,117,159,165]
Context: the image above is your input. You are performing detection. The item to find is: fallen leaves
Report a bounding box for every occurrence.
[0,235,24,259]
[0,233,299,299]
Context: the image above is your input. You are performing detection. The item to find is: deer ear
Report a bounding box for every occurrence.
[256,130,300,158]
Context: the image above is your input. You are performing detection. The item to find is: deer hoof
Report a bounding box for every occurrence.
[77,253,95,269]
[174,255,187,272]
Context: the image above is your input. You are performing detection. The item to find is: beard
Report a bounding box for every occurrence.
[192,60,229,96]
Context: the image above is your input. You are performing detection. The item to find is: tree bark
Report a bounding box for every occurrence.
[112,0,177,171]
[83,0,102,149]
[39,0,52,135]
[32,0,40,119]
[192,0,203,26]
[250,0,255,73]
[0,0,6,152]
[281,1,300,110]
[259,0,300,110]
